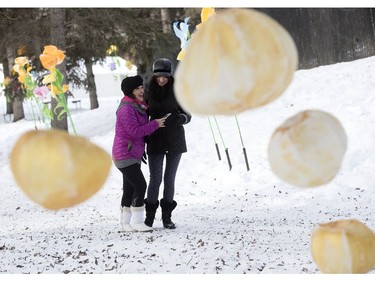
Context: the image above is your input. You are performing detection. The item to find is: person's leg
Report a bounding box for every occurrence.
[118,167,134,232]
[160,153,182,229]
[121,164,147,207]
[144,199,159,227]
[119,167,134,208]
[163,153,182,202]
[145,153,164,227]
[119,164,152,232]
[146,153,165,204]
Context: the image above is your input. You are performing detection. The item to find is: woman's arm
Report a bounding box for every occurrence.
[120,105,160,137]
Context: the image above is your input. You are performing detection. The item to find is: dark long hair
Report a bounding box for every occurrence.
[147,76,175,103]
[146,75,179,117]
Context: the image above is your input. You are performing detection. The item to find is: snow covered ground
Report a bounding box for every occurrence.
[1,56,375,277]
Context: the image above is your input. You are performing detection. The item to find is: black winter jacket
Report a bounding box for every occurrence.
[145,76,191,154]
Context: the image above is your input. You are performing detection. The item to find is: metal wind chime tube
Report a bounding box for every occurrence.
[207,116,221,161]
[235,115,250,171]
[213,116,232,171]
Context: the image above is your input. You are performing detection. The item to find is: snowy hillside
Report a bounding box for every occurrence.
[1,56,375,275]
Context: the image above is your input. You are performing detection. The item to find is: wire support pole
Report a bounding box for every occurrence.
[234,115,250,171]
[207,116,221,161]
[213,116,232,170]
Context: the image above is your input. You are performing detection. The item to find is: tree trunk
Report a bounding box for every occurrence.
[6,45,24,121]
[50,8,68,131]
[12,98,25,122]
[85,58,99,109]
[160,8,171,34]
[2,56,13,115]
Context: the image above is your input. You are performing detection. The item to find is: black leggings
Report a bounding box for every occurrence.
[118,164,147,208]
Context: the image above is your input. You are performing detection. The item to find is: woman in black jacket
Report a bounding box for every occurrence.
[144,58,191,229]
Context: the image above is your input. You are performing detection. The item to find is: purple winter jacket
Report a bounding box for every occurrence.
[112,97,159,162]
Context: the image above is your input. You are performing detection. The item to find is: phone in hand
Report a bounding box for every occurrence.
[163,113,171,119]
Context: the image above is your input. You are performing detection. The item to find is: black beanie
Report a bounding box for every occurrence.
[121,75,143,96]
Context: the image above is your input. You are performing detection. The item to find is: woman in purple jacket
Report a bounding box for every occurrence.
[112,75,166,232]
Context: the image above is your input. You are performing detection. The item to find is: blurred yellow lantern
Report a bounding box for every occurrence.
[10,130,112,210]
[268,110,347,187]
[174,8,298,115]
[311,219,375,273]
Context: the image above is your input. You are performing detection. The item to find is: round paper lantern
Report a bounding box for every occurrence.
[268,110,347,187]
[10,130,112,210]
[311,219,375,273]
[174,8,298,115]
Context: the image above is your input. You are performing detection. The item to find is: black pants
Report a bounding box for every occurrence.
[146,153,182,204]
[118,163,146,208]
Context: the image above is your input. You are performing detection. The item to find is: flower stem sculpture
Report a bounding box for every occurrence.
[39,45,76,135]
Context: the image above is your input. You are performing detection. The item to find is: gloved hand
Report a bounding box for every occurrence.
[178,113,188,125]
[142,151,147,164]
[178,112,192,125]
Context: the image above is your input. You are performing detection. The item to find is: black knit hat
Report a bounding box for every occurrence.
[121,75,143,96]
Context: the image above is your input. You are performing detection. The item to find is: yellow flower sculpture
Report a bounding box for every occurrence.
[125,60,133,70]
[40,45,66,96]
[3,76,11,86]
[40,45,76,135]
[196,7,216,29]
[12,55,53,129]
[40,45,67,96]
[177,49,186,61]
[12,56,32,84]
[106,45,118,56]
[48,83,69,98]
[40,45,65,71]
